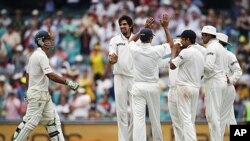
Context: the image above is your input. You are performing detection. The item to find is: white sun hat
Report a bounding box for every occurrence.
[201,25,216,35]
[216,32,231,46]
[216,33,228,43]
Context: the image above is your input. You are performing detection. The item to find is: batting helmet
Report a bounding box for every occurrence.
[35,30,51,47]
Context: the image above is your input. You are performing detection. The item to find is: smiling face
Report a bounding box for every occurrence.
[119,20,131,37]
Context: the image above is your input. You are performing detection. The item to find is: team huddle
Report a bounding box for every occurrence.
[12,13,242,141]
[108,14,242,141]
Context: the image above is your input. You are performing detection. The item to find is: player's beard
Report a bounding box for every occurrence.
[180,44,188,49]
[121,28,128,35]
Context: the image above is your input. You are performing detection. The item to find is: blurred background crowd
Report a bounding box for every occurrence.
[0,0,249,123]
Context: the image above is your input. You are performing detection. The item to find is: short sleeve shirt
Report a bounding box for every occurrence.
[129,41,171,82]
[27,48,53,91]
[172,45,204,88]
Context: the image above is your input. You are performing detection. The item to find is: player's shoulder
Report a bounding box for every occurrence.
[31,48,47,60]
[110,34,122,41]
[227,50,237,58]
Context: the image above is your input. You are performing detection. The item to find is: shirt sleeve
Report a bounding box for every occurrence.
[227,53,242,84]
[162,43,171,55]
[204,44,216,74]
[39,55,53,74]
[109,37,117,55]
[155,43,171,58]
[158,58,170,68]
[172,49,188,67]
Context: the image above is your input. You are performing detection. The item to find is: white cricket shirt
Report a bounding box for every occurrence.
[26,48,53,91]
[168,67,179,88]
[204,39,228,81]
[172,45,205,88]
[194,43,206,56]
[227,51,242,84]
[129,41,171,83]
[109,34,134,77]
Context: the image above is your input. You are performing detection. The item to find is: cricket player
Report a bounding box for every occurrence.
[128,14,173,141]
[169,30,205,141]
[13,30,79,141]
[167,38,182,141]
[108,15,135,141]
[201,25,228,141]
[216,33,242,140]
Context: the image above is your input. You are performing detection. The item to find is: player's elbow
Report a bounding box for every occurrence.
[169,62,176,70]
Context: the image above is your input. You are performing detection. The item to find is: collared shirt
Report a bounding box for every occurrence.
[129,41,171,83]
[26,48,53,92]
[109,33,134,77]
[227,51,242,84]
[204,39,228,81]
[172,45,205,88]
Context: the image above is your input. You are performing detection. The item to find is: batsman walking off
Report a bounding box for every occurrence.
[12,30,79,141]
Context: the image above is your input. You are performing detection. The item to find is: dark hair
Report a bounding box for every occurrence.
[180,30,196,44]
[118,15,133,32]
[189,38,195,44]
[140,37,151,43]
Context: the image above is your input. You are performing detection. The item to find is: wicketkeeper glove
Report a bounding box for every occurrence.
[65,80,79,91]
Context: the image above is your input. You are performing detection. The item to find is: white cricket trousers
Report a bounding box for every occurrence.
[176,85,199,141]
[204,78,227,141]
[131,82,163,141]
[220,84,237,141]
[114,75,133,141]
[13,90,65,141]
[168,87,184,141]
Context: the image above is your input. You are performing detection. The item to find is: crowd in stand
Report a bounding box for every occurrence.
[0,0,249,122]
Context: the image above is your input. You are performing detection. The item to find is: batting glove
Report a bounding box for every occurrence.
[65,80,79,91]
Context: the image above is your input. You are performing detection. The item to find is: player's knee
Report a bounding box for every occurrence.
[25,116,41,130]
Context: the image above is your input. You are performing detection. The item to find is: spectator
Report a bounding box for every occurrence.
[25,9,41,27]
[1,24,21,54]
[90,44,106,78]
[97,92,115,117]
[3,91,21,120]
[59,16,80,64]
[12,9,24,34]
[12,45,28,73]
[69,87,91,119]
[57,95,70,119]
[0,9,12,27]
[236,8,250,43]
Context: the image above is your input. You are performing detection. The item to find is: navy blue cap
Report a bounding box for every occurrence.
[140,28,154,42]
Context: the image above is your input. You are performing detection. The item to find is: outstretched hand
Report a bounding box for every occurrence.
[160,14,170,28]
[144,17,154,29]
[65,80,79,91]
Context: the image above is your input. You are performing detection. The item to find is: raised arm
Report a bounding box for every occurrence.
[129,17,155,42]
[160,14,174,48]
